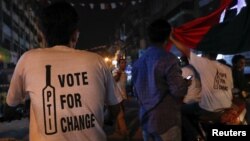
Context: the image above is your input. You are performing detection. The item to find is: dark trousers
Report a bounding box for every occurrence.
[181,103,200,141]
[181,103,222,141]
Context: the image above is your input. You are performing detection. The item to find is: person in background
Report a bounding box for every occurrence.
[6,2,122,141]
[231,55,249,98]
[112,58,129,137]
[171,35,233,141]
[113,58,128,101]
[231,54,250,123]
[132,19,188,141]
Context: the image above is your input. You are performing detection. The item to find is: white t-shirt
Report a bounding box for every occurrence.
[112,68,127,100]
[7,46,122,141]
[182,65,201,104]
[190,52,233,112]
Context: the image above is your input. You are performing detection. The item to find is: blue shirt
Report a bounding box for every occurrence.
[132,46,187,134]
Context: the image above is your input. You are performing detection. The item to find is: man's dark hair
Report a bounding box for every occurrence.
[217,59,227,65]
[232,54,246,65]
[39,1,79,47]
[147,19,171,43]
[202,52,218,60]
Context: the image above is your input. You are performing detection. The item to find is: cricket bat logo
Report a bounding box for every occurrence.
[42,65,57,135]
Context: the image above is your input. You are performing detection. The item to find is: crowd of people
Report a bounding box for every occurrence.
[1,1,250,141]
[132,19,249,141]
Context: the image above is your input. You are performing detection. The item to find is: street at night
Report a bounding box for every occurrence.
[1,0,250,141]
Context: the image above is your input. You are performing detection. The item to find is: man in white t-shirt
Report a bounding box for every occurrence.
[189,52,233,111]
[113,59,128,100]
[6,2,122,141]
[112,58,128,137]
[171,36,233,111]
[171,36,233,141]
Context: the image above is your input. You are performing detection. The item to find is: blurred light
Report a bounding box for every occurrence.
[216,54,224,60]
[89,3,94,9]
[104,57,110,62]
[197,54,202,57]
[112,60,117,66]
[111,3,116,9]
[80,3,85,7]
[131,1,136,5]
[100,3,105,10]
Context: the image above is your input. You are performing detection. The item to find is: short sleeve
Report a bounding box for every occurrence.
[6,54,27,106]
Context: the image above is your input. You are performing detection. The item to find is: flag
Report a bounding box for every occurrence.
[197,0,250,54]
[170,0,250,54]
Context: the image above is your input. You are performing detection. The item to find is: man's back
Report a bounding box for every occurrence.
[7,46,122,141]
[6,2,122,141]
[132,46,187,133]
[133,46,183,108]
[190,52,233,111]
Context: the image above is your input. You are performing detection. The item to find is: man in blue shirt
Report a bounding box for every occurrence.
[132,19,188,141]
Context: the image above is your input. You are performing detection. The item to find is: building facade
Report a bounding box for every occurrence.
[0,0,40,65]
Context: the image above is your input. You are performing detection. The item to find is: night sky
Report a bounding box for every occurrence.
[74,6,125,50]
[36,0,138,50]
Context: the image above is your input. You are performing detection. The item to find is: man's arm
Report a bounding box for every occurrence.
[166,59,188,99]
